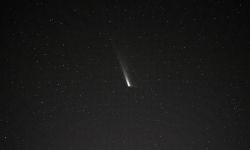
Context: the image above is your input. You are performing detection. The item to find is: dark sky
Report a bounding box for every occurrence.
[1,0,250,149]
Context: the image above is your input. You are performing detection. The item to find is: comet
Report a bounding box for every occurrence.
[125,74,131,87]
[109,37,133,87]
[121,63,132,87]
[117,52,132,88]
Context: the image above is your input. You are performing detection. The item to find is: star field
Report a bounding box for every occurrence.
[1,0,250,150]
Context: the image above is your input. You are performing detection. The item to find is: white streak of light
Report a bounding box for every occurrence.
[119,59,132,87]
[116,51,132,88]
[124,71,131,87]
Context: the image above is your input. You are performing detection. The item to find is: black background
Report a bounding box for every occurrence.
[1,0,250,149]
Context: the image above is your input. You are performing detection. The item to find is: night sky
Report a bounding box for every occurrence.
[2,0,250,149]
